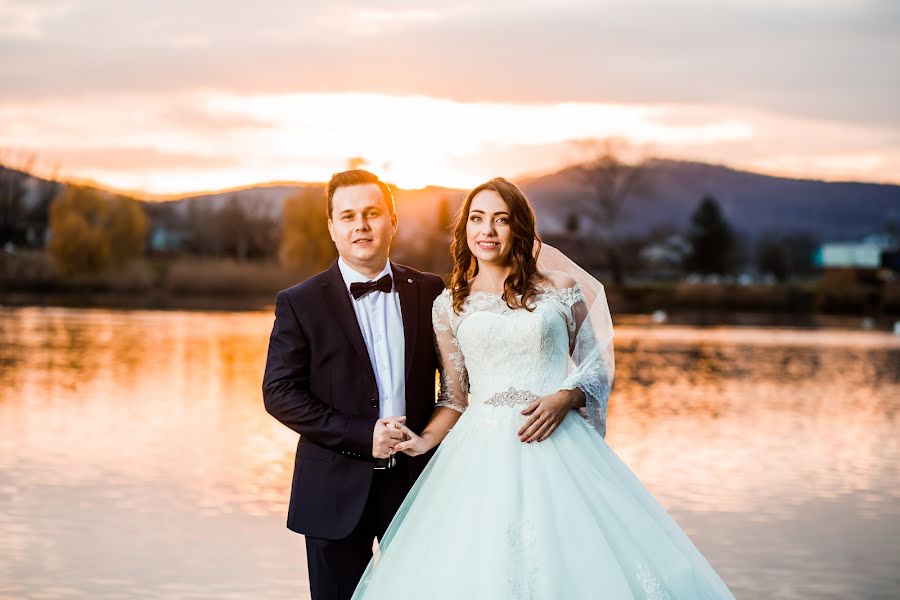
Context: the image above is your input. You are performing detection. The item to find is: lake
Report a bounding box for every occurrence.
[1,306,898,599]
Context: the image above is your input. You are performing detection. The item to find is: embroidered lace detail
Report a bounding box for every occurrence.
[439,283,584,336]
[435,398,467,413]
[506,519,538,600]
[433,291,470,412]
[554,284,585,308]
[636,563,672,599]
[484,387,539,408]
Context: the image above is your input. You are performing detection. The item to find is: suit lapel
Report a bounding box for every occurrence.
[392,262,418,379]
[321,261,377,386]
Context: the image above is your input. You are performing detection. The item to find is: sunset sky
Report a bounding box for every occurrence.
[1,0,898,196]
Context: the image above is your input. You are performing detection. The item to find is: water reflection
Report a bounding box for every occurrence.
[610,332,900,514]
[1,306,898,599]
[0,308,294,516]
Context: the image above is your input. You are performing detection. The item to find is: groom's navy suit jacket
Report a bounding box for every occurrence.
[263,260,445,540]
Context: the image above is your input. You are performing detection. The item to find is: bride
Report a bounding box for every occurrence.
[351,177,735,599]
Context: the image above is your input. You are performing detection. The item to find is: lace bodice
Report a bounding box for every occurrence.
[432,282,610,437]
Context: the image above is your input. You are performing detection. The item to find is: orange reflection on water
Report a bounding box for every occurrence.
[0,307,295,518]
[1,308,898,519]
[609,326,900,517]
[1,307,898,598]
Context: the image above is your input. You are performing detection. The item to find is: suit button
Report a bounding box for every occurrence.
[370,398,378,408]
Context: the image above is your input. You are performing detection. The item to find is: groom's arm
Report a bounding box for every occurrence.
[262,290,376,457]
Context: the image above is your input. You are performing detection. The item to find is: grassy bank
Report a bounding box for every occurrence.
[609,280,900,316]
[0,251,299,310]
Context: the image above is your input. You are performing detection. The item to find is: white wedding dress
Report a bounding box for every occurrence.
[352,283,735,599]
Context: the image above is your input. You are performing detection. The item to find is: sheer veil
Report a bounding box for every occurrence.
[537,243,615,437]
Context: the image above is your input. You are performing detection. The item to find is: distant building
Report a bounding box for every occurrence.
[144,201,193,254]
[640,234,691,269]
[815,234,899,282]
[148,226,190,253]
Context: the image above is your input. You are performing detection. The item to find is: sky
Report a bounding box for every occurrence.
[1,0,898,196]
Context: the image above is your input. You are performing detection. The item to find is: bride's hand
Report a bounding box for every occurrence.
[391,424,431,457]
[518,389,583,443]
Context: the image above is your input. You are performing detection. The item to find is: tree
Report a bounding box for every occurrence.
[186,201,219,256]
[280,188,335,276]
[683,195,736,275]
[429,195,454,274]
[756,230,820,281]
[48,186,110,274]
[27,178,61,247]
[0,160,31,245]
[213,194,279,261]
[757,235,790,282]
[107,195,149,259]
[437,195,452,233]
[574,138,652,284]
[215,195,254,261]
[47,185,148,274]
[0,154,62,248]
[565,212,581,235]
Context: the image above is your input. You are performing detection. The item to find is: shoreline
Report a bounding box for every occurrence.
[3,291,898,332]
[0,291,277,313]
[4,252,898,319]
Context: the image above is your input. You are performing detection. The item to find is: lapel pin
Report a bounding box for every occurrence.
[407,278,413,283]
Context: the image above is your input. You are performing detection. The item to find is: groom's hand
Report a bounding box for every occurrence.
[373,416,407,458]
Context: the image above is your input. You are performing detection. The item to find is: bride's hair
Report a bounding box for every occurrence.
[450,177,544,314]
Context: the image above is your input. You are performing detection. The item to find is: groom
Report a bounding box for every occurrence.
[262,169,445,600]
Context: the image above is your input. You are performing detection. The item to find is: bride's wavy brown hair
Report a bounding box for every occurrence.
[450,177,543,313]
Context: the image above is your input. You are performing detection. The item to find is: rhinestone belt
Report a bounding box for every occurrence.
[483,387,540,407]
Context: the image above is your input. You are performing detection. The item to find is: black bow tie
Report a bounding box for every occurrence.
[349,274,393,300]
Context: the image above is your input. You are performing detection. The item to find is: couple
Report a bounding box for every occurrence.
[262,169,734,599]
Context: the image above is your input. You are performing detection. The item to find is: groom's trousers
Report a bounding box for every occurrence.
[304,459,410,600]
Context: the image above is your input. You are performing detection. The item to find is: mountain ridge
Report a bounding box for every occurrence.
[4,159,898,242]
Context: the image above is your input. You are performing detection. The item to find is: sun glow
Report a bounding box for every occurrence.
[1,91,896,196]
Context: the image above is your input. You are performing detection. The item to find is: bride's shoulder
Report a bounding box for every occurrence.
[433,287,452,303]
[432,288,454,311]
[538,270,578,291]
[536,271,584,307]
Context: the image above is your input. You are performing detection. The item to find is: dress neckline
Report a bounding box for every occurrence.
[449,283,581,309]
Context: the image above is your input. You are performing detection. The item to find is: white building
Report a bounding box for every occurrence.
[815,234,897,269]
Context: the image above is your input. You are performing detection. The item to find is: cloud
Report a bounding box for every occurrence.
[1,1,897,192]
[0,0,897,129]
[0,0,74,40]
[32,146,237,170]
[159,106,276,132]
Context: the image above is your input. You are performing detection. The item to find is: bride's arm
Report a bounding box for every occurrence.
[393,406,461,456]
[520,271,612,441]
[558,276,613,438]
[394,292,468,456]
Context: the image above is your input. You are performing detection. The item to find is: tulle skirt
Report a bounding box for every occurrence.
[352,403,735,599]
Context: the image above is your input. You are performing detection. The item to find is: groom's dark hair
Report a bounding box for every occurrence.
[326,169,395,219]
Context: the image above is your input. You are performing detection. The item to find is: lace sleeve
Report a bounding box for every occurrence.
[432,291,469,413]
[558,285,614,438]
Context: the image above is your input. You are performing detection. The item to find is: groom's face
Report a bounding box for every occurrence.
[328,183,398,272]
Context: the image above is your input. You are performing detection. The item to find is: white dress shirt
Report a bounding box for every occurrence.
[337,257,406,419]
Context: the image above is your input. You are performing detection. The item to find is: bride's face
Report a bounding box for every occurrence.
[466,190,512,265]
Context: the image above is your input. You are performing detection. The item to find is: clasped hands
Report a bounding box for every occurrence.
[372,416,412,459]
[372,388,582,459]
[372,416,433,458]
